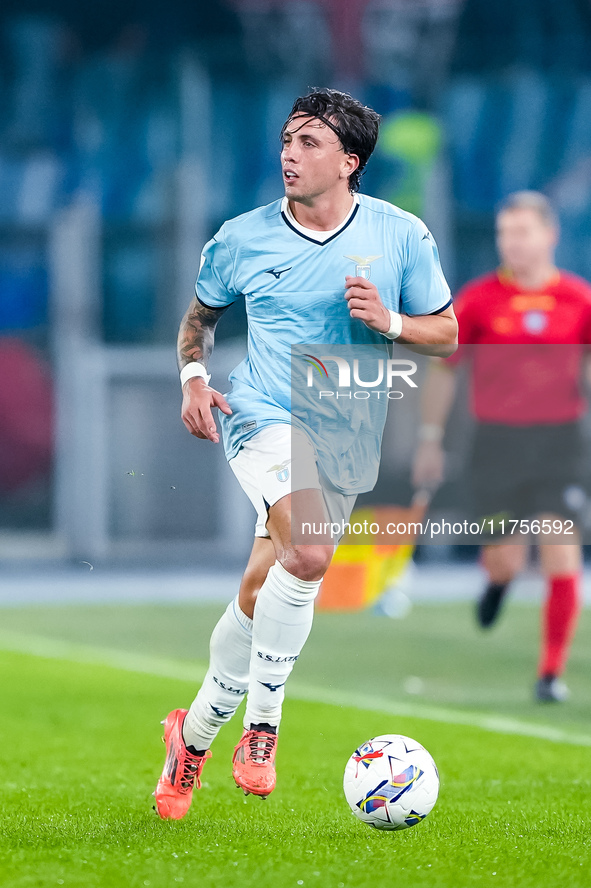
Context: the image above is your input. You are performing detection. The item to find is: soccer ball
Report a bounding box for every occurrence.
[343,734,439,831]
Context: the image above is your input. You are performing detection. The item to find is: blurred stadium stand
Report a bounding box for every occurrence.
[1,0,591,565]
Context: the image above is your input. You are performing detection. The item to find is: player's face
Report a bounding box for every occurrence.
[496,208,558,273]
[280,116,358,202]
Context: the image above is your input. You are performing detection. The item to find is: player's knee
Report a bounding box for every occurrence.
[280,545,333,582]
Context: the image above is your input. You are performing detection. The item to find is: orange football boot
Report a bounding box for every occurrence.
[232,728,277,798]
[154,709,211,820]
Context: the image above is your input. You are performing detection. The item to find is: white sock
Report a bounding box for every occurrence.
[183,596,252,751]
[244,561,321,730]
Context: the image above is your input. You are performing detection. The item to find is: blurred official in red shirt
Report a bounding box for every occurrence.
[413,191,591,703]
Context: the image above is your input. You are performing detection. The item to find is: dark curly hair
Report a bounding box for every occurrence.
[280,88,381,193]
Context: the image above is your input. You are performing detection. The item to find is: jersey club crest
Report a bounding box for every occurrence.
[267,459,291,483]
[344,254,383,280]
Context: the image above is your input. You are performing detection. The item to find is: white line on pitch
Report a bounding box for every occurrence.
[286,684,591,747]
[0,629,590,749]
[0,630,208,684]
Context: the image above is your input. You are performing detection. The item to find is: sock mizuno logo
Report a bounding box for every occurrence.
[257,652,299,662]
[258,681,286,692]
[265,267,292,279]
[210,704,233,719]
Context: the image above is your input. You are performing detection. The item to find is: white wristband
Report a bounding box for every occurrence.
[180,362,211,388]
[383,310,403,340]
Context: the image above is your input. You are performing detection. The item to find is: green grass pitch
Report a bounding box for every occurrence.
[0,599,590,888]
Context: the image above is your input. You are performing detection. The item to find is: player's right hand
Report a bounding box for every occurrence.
[181,377,232,443]
[412,441,445,490]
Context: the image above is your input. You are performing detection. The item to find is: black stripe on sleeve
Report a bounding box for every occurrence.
[427,297,453,315]
[195,295,234,310]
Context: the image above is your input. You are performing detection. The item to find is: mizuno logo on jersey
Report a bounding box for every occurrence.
[265,267,292,279]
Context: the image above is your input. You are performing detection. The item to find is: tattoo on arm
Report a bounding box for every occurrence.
[177,298,228,371]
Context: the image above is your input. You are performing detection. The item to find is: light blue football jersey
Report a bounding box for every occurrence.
[195,194,451,494]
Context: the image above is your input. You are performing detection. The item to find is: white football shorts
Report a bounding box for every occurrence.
[228,423,357,539]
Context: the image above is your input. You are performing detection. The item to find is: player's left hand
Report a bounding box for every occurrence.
[344,276,390,334]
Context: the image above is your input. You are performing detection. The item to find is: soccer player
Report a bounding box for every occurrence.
[413,190,591,703]
[154,88,457,819]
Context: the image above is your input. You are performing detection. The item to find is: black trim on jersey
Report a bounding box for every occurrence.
[195,295,233,310]
[281,202,360,246]
[427,297,453,315]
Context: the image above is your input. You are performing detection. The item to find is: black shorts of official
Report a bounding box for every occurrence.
[469,421,585,530]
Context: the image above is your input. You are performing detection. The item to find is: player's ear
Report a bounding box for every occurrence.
[342,153,359,180]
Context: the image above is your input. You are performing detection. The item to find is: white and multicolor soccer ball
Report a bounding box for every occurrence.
[343,734,439,831]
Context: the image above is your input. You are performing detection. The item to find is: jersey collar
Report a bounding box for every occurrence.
[281,195,359,245]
